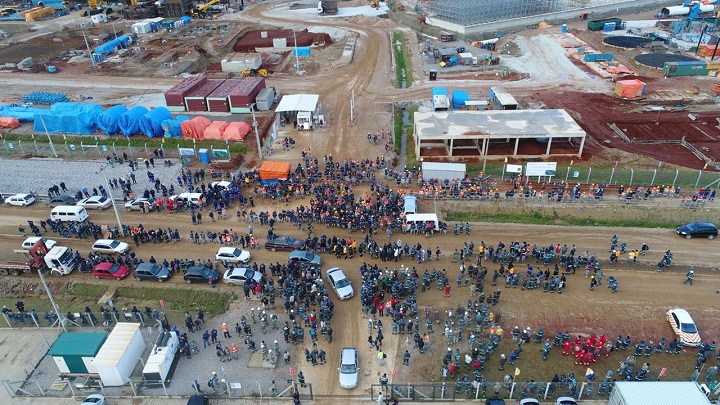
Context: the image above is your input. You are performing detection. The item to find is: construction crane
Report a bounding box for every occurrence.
[190,0,219,17]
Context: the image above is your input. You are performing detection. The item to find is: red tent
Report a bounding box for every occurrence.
[223,121,251,141]
[181,116,212,139]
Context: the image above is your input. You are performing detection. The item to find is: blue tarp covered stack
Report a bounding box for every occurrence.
[33,102,104,134]
[162,115,189,137]
[451,90,469,110]
[96,105,129,135]
[0,105,47,122]
[94,35,132,55]
[118,106,148,137]
[138,107,172,138]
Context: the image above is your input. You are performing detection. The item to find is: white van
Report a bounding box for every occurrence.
[51,205,89,222]
[22,237,57,250]
[171,192,203,206]
[406,213,439,229]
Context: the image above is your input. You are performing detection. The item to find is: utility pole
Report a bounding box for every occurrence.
[38,115,58,158]
[293,30,301,72]
[97,164,124,232]
[83,31,97,68]
[251,104,262,159]
[350,90,355,126]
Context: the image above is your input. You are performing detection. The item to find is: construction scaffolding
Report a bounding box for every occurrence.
[427,0,627,27]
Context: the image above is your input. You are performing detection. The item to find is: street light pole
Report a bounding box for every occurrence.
[97,164,124,233]
[251,104,262,159]
[293,30,301,72]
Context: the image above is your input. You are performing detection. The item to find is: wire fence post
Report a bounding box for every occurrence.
[128,141,133,158]
[586,166,591,184]
[144,142,149,157]
[629,168,634,186]
[33,139,39,153]
[18,140,23,154]
[651,169,657,186]
[609,167,615,185]
[96,142,101,156]
[695,170,703,188]
[112,141,116,156]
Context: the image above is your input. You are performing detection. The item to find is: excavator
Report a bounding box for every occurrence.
[240,68,267,78]
[190,0,219,18]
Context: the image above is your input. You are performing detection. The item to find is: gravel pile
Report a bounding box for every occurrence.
[0,157,181,199]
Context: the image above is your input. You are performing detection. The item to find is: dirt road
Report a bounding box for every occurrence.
[1,193,719,391]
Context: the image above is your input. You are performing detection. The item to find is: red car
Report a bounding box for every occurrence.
[92,262,130,280]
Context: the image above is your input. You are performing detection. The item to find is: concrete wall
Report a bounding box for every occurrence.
[429,0,678,36]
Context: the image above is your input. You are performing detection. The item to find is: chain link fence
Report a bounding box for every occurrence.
[369,380,615,402]
[0,139,235,165]
[469,164,720,190]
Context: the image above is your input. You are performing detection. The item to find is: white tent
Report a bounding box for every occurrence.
[275,94,319,113]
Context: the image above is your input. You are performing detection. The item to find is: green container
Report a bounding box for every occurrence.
[587,18,622,31]
[663,61,708,77]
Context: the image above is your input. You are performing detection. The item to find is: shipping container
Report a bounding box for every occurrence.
[583,53,613,62]
[587,17,622,31]
[49,332,108,374]
[206,79,242,113]
[184,79,224,112]
[92,323,145,387]
[132,21,152,35]
[255,86,275,111]
[489,87,517,110]
[663,61,708,77]
[164,75,207,108]
[228,77,266,113]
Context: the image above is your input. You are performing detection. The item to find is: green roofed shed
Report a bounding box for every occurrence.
[48,332,108,374]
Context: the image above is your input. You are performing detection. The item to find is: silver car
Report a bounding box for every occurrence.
[338,347,359,389]
[327,267,353,300]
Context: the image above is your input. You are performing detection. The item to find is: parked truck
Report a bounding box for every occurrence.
[1,240,78,276]
[432,87,450,111]
[297,111,314,131]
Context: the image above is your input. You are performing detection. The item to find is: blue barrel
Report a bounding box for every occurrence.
[199,148,210,164]
[561,24,568,33]
[48,65,57,73]
[180,16,191,24]
[603,22,616,31]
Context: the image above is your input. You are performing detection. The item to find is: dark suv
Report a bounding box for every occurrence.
[184,266,220,285]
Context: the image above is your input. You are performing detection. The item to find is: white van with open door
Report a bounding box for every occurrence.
[51,205,89,222]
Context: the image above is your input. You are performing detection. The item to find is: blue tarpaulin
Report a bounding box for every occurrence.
[117,106,148,137]
[94,35,131,55]
[138,107,172,138]
[162,115,189,137]
[96,105,128,135]
[451,90,469,110]
[293,47,311,57]
[0,106,47,122]
[33,102,104,134]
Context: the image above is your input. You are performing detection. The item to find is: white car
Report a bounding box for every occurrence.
[78,196,112,210]
[223,267,262,285]
[556,398,578,405]
[216,247,251,264]
[80,394,106,405]
[666,308,701,347]
[4,193,36,207]
[92,239,130,254]
[22,237,57,250]
[338,347,359,389]
[327,267,353,300]
[124,198,156,211]
[211,180,232,190]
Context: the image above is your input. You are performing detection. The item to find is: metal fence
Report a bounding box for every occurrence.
[0,139,233,164]
[468,164,720,190]
[370,380,609,402]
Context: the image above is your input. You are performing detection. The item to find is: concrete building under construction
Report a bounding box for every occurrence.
[425,0,659,35]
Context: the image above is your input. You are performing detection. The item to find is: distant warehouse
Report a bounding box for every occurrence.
[413,109,586,160]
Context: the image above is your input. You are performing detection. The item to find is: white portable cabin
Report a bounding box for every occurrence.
[255,87,275,111]
[403,195,417,214]
[608,381,712,405]
[142,330,179,385]
[92,323,146,387]
[421,162,466,182]
[132,21,153,35]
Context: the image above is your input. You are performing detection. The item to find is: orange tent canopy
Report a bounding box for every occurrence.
[0,117,20,129]
[258,160,291,180]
